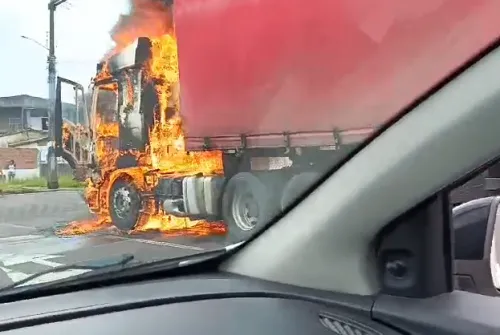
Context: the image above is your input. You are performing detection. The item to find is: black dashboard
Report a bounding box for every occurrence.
[0,273,400,335]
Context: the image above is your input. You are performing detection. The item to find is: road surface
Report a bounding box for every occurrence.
[0,190,226,287]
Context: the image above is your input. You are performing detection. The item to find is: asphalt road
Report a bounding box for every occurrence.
[0,190,226,287]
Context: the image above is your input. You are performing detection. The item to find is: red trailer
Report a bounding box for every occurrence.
[175,0,499,151]
[170,0,500,240]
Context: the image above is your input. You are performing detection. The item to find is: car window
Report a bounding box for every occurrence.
[454,205,490,260]
[2,0,500,293]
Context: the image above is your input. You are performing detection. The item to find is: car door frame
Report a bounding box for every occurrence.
[223,33,500,335]
[453,197,499,295]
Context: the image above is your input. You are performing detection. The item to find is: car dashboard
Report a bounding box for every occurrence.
[0,273,400,335]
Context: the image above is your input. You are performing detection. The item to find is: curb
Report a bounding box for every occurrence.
[0,188,85,196]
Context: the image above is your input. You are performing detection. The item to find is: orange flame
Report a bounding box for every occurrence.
[59,0,226,237]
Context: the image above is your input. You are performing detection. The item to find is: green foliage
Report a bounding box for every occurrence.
[0,175,85,194]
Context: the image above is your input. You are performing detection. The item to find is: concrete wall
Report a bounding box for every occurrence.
[0,168,39,179]
[28,117,47,131]
[25,108,49,131]
[0,145,72,181]
[0,147,39,179]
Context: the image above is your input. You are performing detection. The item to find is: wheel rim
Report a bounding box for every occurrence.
[113,186,134,219]
[232,188,260,231]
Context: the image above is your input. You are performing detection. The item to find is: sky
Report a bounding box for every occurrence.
[0,0,129,99]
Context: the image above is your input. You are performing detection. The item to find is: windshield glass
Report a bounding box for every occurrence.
[95,85,118,125]
[0,0,499,290]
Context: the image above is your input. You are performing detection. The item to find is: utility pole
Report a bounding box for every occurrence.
[46,0,68,189]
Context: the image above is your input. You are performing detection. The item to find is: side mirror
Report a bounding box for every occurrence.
[453,196,500,296]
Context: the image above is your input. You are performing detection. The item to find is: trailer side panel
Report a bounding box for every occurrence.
[174,0,500,150]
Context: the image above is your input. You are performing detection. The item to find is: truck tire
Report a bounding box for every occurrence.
[222,172,281,243]
[280,172,319,210]
[109,178,141,231]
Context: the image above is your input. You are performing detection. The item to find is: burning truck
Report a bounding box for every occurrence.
[56,35,228,238]
[53,0,500,241]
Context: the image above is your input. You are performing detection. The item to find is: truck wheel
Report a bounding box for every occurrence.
[222,172,281,243]
[109,178,141,231]
[280,172,319,210]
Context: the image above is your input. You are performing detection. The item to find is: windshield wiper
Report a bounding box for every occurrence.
[0,253,135,292]
[0,241,244,299]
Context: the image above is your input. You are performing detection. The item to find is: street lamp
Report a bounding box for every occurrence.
[20,35,49,51]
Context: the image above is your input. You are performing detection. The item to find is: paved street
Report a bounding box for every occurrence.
[0,191,226,287]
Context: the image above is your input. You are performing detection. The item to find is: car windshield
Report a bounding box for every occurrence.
[0,0,498,290]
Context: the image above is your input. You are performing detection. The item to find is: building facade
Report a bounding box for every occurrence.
[0,95,83,179]
[0,94,80,134]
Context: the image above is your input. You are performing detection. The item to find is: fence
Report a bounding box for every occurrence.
[39,162,74,179]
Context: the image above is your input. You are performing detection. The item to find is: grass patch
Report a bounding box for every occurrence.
[0,176,85,194]
[58,175,86,188]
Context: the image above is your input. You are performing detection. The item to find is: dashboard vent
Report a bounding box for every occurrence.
[319,313,382,335]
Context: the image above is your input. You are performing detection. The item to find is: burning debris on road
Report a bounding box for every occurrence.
[58,0,226,237]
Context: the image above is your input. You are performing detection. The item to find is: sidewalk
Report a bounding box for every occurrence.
[0,187,84,196]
